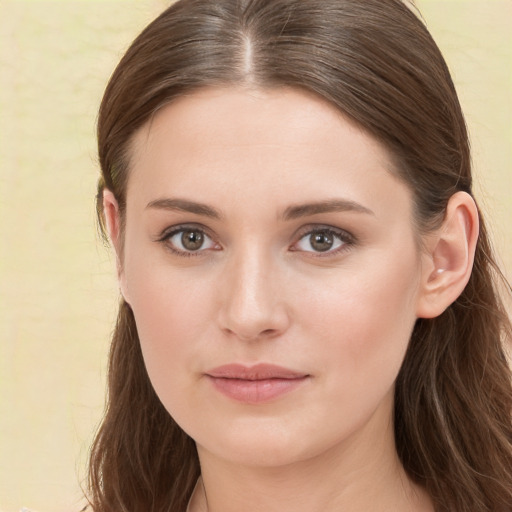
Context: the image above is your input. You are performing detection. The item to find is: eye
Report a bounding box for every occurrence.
[160,226,218,256]
[292,227,353,254]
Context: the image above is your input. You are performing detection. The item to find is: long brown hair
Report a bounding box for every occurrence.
[89,1,512,511]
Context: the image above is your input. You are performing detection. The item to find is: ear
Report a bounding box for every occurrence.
[102,189,121,252]
[102,189,130,303]
[416,191,479,319]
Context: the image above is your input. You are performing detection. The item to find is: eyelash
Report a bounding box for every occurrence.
[157,224,218,258]
[156,224,356,258]
[291,225,355,257]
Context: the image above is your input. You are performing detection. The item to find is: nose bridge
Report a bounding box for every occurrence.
[219,243,288,340]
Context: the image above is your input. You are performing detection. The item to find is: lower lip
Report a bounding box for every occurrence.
[207,376,308,404]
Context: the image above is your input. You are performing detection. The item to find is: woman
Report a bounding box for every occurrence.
[88,0,512,511]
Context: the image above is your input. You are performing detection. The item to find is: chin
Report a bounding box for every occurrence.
[199,433,316,468]
[189,388,397,471]
[192,412,355,470]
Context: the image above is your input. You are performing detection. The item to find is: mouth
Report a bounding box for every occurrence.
[205,363,310,404]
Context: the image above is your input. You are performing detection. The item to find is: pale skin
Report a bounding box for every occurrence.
[103,87,479,512]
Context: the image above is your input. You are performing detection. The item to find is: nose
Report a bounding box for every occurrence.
[217,250,290,341]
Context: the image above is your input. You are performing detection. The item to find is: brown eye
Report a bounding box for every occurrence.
[309,232,334,252]
[164,227,217,255]
[181,229,204,251]
[294,227,351,255]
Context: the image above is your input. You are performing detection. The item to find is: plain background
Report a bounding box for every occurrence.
[0,1,511,511]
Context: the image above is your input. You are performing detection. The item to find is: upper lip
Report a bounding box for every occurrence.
[206,363,309,380]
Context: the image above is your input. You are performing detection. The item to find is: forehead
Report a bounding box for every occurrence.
[126,86,412,220]
[131,86,386,164]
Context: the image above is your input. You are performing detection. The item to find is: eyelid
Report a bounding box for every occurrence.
[290,224,356,256]
[155,222,356,258]
[156,223,220,256]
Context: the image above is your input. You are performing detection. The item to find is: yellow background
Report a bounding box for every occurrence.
[0,1,511,511]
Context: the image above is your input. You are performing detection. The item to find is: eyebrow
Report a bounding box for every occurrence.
[282,199,374,220]
[146,198,223,219]
[145,197,374,221]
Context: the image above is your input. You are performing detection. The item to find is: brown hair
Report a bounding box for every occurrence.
[89,1,512,511]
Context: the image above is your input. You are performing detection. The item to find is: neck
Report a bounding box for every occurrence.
[191,396,433,512]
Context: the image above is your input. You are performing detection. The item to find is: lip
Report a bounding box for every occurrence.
[205,364,310,404]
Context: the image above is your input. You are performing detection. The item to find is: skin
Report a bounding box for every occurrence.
[104,86,478,512]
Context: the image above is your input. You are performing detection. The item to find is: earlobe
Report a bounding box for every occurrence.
[416,191,479,319]
[102,189,130,303]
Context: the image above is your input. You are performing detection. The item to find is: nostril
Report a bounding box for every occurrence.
[222,327,280,342]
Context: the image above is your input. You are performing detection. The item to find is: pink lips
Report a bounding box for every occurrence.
[205,364,309,404]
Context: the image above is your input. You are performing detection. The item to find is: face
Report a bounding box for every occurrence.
[115,87,426,469]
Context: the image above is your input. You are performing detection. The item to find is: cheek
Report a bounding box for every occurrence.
[299,252,420,398]
[123,252,218,398]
